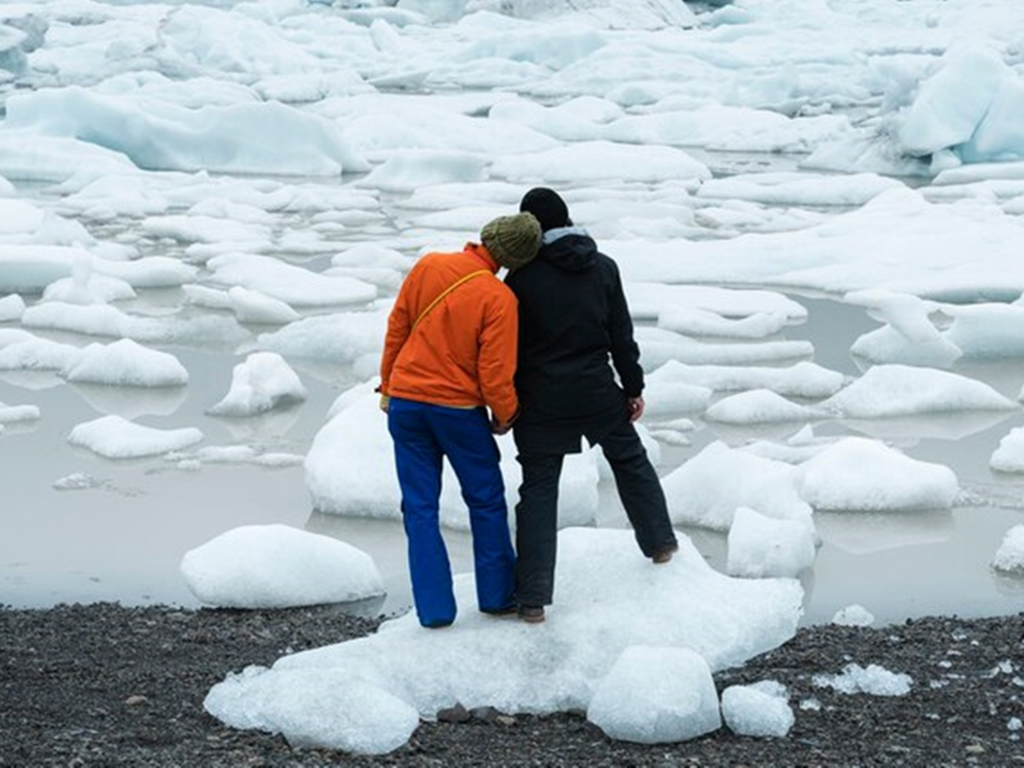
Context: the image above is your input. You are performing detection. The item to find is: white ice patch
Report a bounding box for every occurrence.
[992,524,1024,574]
[181,524,385,609]
[663,441,812,531]
[705,389,821,425]
[0,401,41,424]
[813,663,912,697]
[721,680,794,738]
[205,668,418,755]
[587,646,722,744]
[206,253,377,308]
[726,506,816,579]
[832,604,876,627]
[798,437,958,512]
[823,364,1017,418]
[61,339,188,387]
[989,427,1024,473]
[207,352,307,417]
[68,415,203,459]
[5,86,368,176]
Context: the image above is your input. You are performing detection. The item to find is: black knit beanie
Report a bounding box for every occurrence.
[519,187,572,232]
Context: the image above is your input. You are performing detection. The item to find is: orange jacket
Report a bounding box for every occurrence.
[379,243,520,424]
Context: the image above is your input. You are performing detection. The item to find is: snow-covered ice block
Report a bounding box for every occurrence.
[799,437,958,512]
[587,646,722,744]
[205,528,802,752]
[832,604,875,627]
[992,524,1024,574]
[181,524,385,609]
[68,415,202,459]
[663,442,812,531]
[721,680,794,738]
[207,352,307,417]
[62,338,188,387]
[205,669,417,755]
[727,506,816,579]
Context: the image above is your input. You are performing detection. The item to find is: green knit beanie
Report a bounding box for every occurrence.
[480,212,541,271]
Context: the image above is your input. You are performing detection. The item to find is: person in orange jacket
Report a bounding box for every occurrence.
[379,212,542,628]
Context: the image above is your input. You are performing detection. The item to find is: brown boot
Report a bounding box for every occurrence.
[518,605,545,624]
[651,542,679,565]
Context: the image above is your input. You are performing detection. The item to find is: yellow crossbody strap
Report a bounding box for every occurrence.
[411,269,490,332]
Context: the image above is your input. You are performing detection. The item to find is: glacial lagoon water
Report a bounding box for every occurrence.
[3,290,1024,627]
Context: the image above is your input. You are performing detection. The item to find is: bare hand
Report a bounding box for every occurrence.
[379,394,390,413]
[627,396,645,423]
[491,417,512,435]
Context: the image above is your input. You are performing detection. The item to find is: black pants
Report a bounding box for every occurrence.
[513,417,678,607]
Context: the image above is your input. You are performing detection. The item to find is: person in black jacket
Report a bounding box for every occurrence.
[506,187,679,624]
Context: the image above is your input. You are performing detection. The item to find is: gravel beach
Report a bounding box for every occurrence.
[2,603,1022,767]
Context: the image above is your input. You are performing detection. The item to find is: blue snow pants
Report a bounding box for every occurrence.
[387,397,516,627]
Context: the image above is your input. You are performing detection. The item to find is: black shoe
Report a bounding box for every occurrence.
[518,605,545,624]
[651,541,679,565]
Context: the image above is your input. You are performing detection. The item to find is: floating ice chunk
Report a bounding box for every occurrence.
[813,664,912,697]
[823,364,1017,418]
[5,86,368,176]
[663,442,812,531]
[721,680,794,738]
[628,284,808,324]
[799,437,958,512]
[305,391,599,529]
[492,140,710,185]
[587,646,721,744]
[356,150,488,192]
[898,43,1006,157]
[658,307,789,340]
[207,528,801,751]
[726,506,816,579]
[183,284,233,310]
[706,389,821,425]
[207,352,307,417]
[637,327,813,371]
[181,524,385,609]
[142,214,271,245]
[0,294,25,322]
[62,339,188,387]
[647,360,844,400]
[0,335,82,372]
[642,377,711,416]
[207,253,376,308]
[228,287,300,325]
[68,415,203,459]
[992,525,1024,574]
[697,172,901,207]
[491,0,697,29]
[832,604,875,627]
[43,272,136,305]
[256,308,388,369]
[205,669,419,755]
[846,290,961,368]
[23,301,247,345]
[989,427,1024,473]
[0,401,40,424]
[0,134,138,184]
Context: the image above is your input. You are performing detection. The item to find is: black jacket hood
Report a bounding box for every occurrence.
[538,226,598,273]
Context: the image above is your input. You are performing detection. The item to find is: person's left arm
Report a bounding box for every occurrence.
[477,289,520,429]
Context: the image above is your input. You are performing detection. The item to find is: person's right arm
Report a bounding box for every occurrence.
[378,263,419,408]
